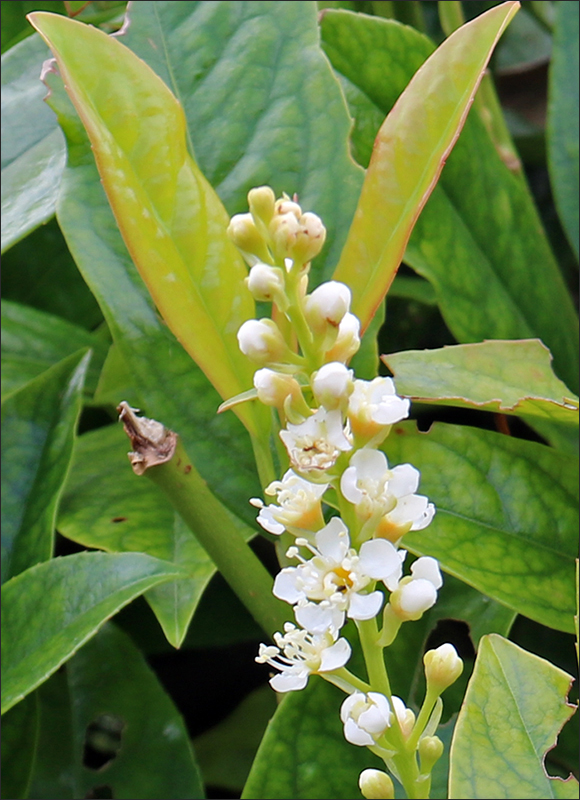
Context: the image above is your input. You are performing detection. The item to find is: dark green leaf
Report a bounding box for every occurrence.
[1,349,90,584]
[320,10,579,393]
[1,299,107,399]
[58,424,255,647]
[384,421,578,632]
[547,0,579,259]
[0,693,39,800]
[27,623,204,800]
[119,0,365,281]
[242,678,384,800]
[449,634,578,799]
[1,551,186,713]
[1,33,65,252]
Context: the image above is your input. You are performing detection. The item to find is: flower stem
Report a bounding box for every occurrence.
[144,437,289,637]
[322,667,371,695]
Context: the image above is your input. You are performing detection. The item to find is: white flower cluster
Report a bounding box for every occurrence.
[228,189,460,787]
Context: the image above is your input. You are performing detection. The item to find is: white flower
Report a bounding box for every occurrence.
[324,312,361,363]
[348,378,410,443]
[304,281,351,332]
[272,518,404,628]
[389,557,443,621]
[237,319,288,365]
[279,408,352,472]
[311,362,354,410]
[341,449,435,542]
[340,692,392,746]
[256,622,351,692]
[250,469,328,535]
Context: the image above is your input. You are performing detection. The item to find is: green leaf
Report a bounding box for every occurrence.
[1,299,107,399]
[384,422,578,632]
[547,0,579,259]
[330,1,520,332]
[383,339,579,425]
[1,551,186,713]
[29,10,264,436]
[449,634,578,799]
[27,623,204,800]
[119,0,364,281]
[242,678,384,800]
[0,693,39,800]
[1,33,65,252]
[92,341,141,409]
[1,1,66,53]
[1,217,104,330]
[1,349,90,585]
[58,424,254,647]
[320,10,579,394]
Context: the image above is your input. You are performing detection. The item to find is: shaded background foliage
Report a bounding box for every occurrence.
[1,2,578,799]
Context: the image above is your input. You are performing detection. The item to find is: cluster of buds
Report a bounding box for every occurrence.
[227,187,462,798]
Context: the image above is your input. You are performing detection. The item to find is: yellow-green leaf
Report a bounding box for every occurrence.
[332,1,520,332]
[383,339,579,425]
[27,11,262,436]
[449,634,578,799]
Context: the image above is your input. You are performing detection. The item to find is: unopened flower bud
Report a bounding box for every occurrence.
[324,312,361,363]
[418,735,444,774]
[248,186,276,229]
[312,362,354,410]
[246,263,286,305]
[237,319,289,365]
[227,213,271,265]
[254,369,301,407]
[305,281,351,334]
[270,212,301,259]
[291,212,327,263]
[358,769,395,799]
[275,195,302,218]
[424,643,463,694]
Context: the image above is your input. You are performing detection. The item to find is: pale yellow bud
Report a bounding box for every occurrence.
[248,186,276,228]
[237,319,289,365]
[324,312,361,364]
[253,368,301,407]
[227,213,271,265]
[274,195,302,218]
[358,769,395,800]
[418,735,444,774]
[246,263,286,304]
[424,643,463,694]
[290,212,327,263]
[269,212,301,260]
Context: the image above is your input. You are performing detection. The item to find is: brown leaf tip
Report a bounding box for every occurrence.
[117,401,177,476]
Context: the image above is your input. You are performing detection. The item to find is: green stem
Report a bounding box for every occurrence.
[146,437,289,637]
[406,688,440,753]
[322,668,371,695]
[356,617,392,696]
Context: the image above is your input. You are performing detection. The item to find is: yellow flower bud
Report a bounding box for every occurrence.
[358,769,395,800]
[248,185,276,228]
[418,735,444,774]
[227,213,272,265]
[423,643,463,694]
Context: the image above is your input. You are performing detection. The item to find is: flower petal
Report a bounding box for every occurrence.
[319,637,352,672]
[347,591,384,620]
[411,556,443,589]
[358,538,401,580]
[269,670,309,693]
[344,718,375,746]
[273,568,304,604]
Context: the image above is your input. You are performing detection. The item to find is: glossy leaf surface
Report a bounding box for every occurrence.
[321,10,579,393]
[58,424,254,647]
[450,634,578,799]
[547,0,579,259]
[385,422,578,632]
[28,11,261,435]
[119,0,364,281]
[1,551,186,713]
[28,623,204,800]
[1,33,65,252]
[383,339,579,424]
[1,350,90,584]
[331,1,520,332]
[1,299,107,399]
